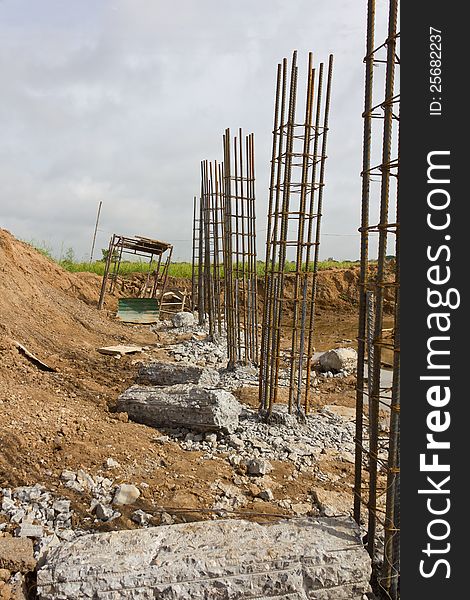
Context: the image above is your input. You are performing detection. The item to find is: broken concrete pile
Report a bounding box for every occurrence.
[169,336,229,367]
[36,517,371,600]
[153,311,202,334]
[1,475,148,550]
[318,347,357,375]
[170,311,195,329]
[117,385,242,433]
[136,361,220,387]
[117,361,243,433]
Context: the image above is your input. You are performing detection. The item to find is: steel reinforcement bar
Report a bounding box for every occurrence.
[259,51,333,416]
[222,128,259,368]
[353,1,400,598]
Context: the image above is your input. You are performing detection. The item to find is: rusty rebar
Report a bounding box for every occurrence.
[354,1,400,597]
[191,195,199,311]
[354,0,376,528]
[200,159,225,339]
[223,128,258,368]
[259,51,334,416]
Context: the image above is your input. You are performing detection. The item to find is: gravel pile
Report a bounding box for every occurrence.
[1,485,73,542]
[179,404,357,471]
[0,473,150,553]
[169,336,229,367]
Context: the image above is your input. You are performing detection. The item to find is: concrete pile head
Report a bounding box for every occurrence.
[37,517,371,599]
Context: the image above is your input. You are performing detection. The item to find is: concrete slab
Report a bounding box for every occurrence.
[37,517,371,599]
[116,384,242,433]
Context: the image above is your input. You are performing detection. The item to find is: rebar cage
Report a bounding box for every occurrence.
[198,159,225,339]
[191,195,200,312]
[353,1,400,598]
[259,51,333,416]
[222,128,259,368]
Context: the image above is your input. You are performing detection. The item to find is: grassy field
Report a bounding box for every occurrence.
[27,241,359,278]
[62,259,359,278]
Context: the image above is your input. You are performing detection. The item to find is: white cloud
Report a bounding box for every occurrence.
[0,0,389,262]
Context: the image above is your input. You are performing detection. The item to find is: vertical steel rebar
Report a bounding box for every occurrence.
[199,159,225,339]
[354,1,400,597]
[223,128,258,368]
[197,189,205,325]
[259,51,333,415]
[354,0,376,527]
[259,60,286,410]
[367,0,399,560]
[191,195,199,311]
[304,54,334,412]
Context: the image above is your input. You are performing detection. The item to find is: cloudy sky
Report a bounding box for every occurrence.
[0,0,387,262]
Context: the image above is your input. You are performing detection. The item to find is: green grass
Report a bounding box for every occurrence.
[59,260,195,277]
[61,259,359,278]
[25,241,359,279]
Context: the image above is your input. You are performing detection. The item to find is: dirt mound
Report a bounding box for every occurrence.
[0,229,158,486]
[0,229,150,369]
[264,268,360,312]
[315,268,360,309]
[0,229,277,527]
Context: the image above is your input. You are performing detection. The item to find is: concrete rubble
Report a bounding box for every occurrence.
[169,336,229,367]
[1,485,73,544]
[318,347,357,374]
[36,517,371,599]
[179,404,358,473]
[116,384,242,433]
[113,484,140,506]
[0,310,379,598]
[171,311,196,329]
[247,458,273,476]
[136,361,220,387]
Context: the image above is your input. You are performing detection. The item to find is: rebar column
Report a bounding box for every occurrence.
[200,159,225,339]
[353,1,400,597]
[222,128,258,368]
[259,51,334,415]
[191,195,200,312]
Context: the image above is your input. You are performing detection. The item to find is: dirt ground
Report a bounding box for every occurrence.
[0,228,387,532]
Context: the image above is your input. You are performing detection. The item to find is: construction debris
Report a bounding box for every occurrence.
[318,347,357,373]
[170,311,195,328]
[136,361,220,387]
[36,517,371,600]
[112,484,140,506]
[116,385,242,433]
[15,342,55,372]
[97,345,144,356]
[98,234,173,314]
